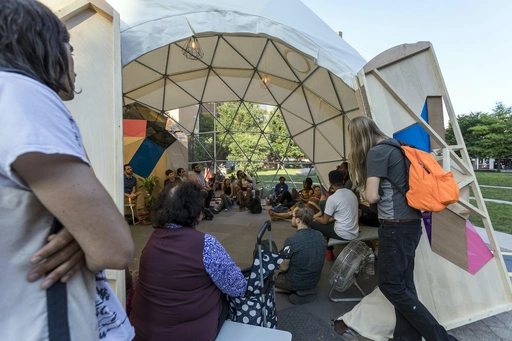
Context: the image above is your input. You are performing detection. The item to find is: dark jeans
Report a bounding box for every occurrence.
[378,221,457,341]
[278,190,296,208]
[202,189,214,207]
[310,221,348,250]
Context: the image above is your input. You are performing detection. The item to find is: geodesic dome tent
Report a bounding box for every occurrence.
[110,0,367,185]
[46,0,511,332]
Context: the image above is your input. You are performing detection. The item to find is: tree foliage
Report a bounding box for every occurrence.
[446,102,512,170]
[215,102,305,172]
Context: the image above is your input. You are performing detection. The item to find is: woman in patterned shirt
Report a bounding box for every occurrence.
[129,182,247,341]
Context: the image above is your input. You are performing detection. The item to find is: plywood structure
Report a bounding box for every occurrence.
[41,0,126,302]
[356,42,512,327]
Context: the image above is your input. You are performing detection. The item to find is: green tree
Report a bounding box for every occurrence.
[471,102,512,171]
[446,102,512,171]
[445,111,485,158]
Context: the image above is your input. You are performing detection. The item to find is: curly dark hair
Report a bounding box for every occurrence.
[0,0,72,94]
[328,170,345,187]
[152,182,203,228]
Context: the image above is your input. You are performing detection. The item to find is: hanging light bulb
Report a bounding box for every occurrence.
[183,36,204,60]
[259,73,272,89]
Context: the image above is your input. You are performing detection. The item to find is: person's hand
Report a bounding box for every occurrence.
[27,228,85,290]
[129,193,137,199]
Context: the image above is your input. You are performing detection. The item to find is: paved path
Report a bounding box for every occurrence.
[480,185,512,190]
[471,197,512,205]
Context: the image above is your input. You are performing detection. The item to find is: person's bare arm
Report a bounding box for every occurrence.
[13,152,134,272]
[366,177,381,204]
[314,212,332,225]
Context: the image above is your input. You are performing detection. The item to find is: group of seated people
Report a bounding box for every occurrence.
[125,162,379,340]
[267,162,378,261]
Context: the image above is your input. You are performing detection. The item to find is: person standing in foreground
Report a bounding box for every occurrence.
[347,116,457,341]
[0,1,134,340]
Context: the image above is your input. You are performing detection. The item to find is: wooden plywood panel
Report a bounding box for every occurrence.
[431,209,468,271]
[427,96,445,149]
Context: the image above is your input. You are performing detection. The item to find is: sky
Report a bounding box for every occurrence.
[300,0,512,117]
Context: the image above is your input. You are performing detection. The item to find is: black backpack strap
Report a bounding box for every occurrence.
[377,139,409,197]
[46,219,72,341]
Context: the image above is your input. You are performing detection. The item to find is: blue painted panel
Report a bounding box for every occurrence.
[393,100,430,152]
[130,138,164,178]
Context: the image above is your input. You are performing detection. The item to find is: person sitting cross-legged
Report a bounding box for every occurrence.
[310,170,359,261]
[275,203,326,304]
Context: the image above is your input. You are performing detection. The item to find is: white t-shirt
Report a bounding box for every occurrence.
[0,71,89,189]
[324,188,359,240]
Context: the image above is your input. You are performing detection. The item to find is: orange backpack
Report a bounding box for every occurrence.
[380,140,460,212]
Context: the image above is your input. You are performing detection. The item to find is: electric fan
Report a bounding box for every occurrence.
[328,240,371,302]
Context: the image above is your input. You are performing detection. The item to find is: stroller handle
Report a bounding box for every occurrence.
[257,220,271,245]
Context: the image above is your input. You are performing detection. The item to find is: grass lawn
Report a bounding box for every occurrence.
[475,171,512,187]
[469,200,512,235]
[252,168,321,188]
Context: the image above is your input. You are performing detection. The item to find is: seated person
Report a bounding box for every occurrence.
[270,176,288,203]
[177,167,188,182]
[212,170,225,191]
[129,183,247,341]
[217,178,235,211]
[188,163,214,208]
[235,170,253,210]
[277,178,314,208]
[310,170,359,261]
[124,164,143,218]
[268,198,320,221]
[275,203,326,294]
[163,169,181,188]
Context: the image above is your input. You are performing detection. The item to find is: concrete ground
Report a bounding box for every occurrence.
[129,201,512,341]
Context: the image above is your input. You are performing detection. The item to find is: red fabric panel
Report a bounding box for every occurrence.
[123,119,146,137]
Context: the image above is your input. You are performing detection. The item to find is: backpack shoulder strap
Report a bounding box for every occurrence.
[376,139,408,196]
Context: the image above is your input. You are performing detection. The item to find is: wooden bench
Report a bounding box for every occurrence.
[327,225,379,247]
[216,320,292,341]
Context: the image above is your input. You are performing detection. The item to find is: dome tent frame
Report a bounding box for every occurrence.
[43,0,511,331]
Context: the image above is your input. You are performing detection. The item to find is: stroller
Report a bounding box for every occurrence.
[228,221,284,328]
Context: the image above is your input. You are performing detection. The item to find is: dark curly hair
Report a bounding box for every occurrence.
[328,170,345,187]
[152,182,203,228]
[0,0,72,93]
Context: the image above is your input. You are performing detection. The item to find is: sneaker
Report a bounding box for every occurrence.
[238,205,245,212]
[326,249,335,261]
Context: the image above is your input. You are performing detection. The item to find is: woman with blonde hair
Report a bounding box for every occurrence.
[347,116,457,341]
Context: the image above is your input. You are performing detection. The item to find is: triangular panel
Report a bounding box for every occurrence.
[137,45,170,74]
[224,36,266,68]
[303,68,341,111]
[122,62,163,93]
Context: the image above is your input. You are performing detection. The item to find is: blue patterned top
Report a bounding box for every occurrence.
[164,223,247,297]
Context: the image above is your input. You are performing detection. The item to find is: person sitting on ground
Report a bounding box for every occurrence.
[177,167,188,182]
[217,178,235,212]
[310,170,359,261]
[276,178,314,208]
[188,163,214,208]
[129,182,247,341]
[275,203,326,299]
[270,176,288,204]
[163,169,181,188]
[268,197,320,221]
[235,170,253,211]
[212,169,225,191]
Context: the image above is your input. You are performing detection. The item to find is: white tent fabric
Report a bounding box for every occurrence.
[107,0,366,182]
